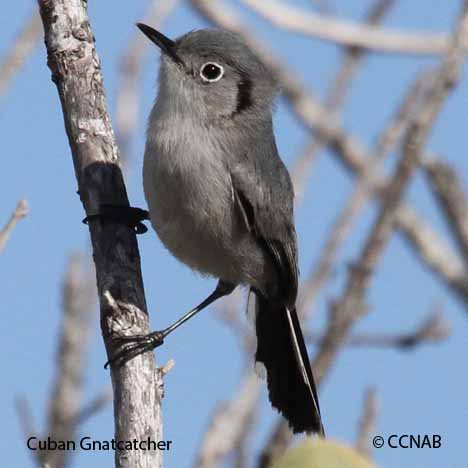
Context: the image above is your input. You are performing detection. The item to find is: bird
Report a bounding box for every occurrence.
[107,23,324,436]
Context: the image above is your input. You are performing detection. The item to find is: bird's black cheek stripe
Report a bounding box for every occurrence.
[235,75,253,114]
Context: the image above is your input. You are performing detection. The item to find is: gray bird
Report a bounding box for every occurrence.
[109,24,324,436]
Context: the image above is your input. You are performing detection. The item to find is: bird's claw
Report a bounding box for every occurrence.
[104,331,165,369]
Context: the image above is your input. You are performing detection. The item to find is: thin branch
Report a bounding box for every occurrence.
[306,306,451,349]
[315,0,467,394]
[74,387,112,427]
[355,388,378,460]
[194,370,261,468]
[291,0,397,202]
[297,70,431,317]
[215,288,255,352]
[15,396,38,442]
[233,415,252,468]
[259,4,468,464]
[38,2,163,467]
[0,199,28,254]
[239,0,458,55]
[189,0,468,308]
[424,159,468,267]
[313,87,420,389]
[40,253,95,468]
[0,11,42,99]
[220,299,450,353]
[116,0,179,165]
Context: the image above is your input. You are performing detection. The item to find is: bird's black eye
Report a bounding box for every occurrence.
[200,62,224,82]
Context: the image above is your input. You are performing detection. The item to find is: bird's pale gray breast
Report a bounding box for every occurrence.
[143,118,245,281]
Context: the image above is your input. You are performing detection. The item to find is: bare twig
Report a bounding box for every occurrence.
[16,254,100,468]
[355,388,378,459]
[0,11,42,99]
[195,370,261,468]
[306,307,451,349]
[216,288,255,352]
[259,4,468,464]
[324,0,396,108]
[38,2,163,467]
[424,159,468,267]
[74,388,112,427]
[239,0,461,55]
[291,0,397,202]
[297,70,431,317]
[116,0,179,164]
[190,0,468,308]
[233,416,252,468]
[15,396,38,442]
[283,72,468,305]
[0,199,28,254]
[315,0,467,396]
[316,81,421,391]
[40,253,95,468]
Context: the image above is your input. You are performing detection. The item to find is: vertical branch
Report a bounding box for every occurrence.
[37,1,163,467]
[16,253,107,468]
[41,253,95,468]
[194,371,261,468]
[355,388,378,459]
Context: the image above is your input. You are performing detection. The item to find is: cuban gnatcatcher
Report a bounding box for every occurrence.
[108,23,324,435]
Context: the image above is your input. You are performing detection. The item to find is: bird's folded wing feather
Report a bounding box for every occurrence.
[227,138,298,305]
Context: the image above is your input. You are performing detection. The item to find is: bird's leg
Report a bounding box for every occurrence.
[105,280,236,368]
[83,204,149,234]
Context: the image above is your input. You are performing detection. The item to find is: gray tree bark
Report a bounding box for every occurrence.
[37,1,163,467]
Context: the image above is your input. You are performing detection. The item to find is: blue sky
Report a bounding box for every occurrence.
[1,1,467,467]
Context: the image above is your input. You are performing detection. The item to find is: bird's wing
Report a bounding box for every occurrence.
[228,135,298,305]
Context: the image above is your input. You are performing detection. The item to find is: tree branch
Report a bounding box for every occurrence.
[37,1,163,467]
[40,253,95,468]
[297,69,430,317]
[116,0,179,164]
[316,0,466,405]
[74,387,112,427]
[424,159,468,267]
[259,3,468,463]
[290,0,397,202]
[306,307,451,349]
[194,370,261,468]
[0,198,28,254]
[189,0,468,308]
[355,388,378,460]
[240,0,459,55]
[0,11,42,99]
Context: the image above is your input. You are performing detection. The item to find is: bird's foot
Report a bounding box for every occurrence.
[83,204,149,234]
[104,331,165,369]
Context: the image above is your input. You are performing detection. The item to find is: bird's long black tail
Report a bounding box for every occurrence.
[254,292,324,435]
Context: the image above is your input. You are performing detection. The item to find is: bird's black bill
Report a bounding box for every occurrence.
[137,23,183,65]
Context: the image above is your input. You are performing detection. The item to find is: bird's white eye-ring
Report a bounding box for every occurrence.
[200,62,224,82]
